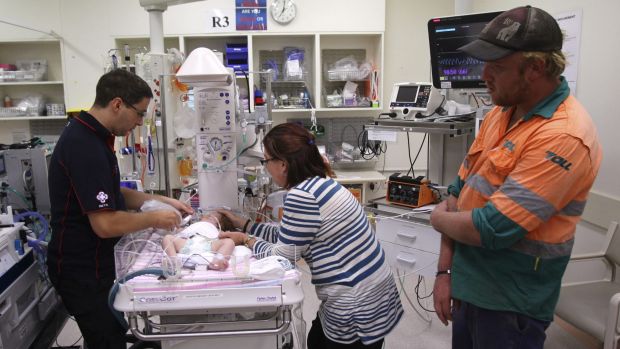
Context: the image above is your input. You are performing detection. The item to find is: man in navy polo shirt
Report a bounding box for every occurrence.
[47,69,193,349]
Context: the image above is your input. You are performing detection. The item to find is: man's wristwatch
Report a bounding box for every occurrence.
[436,269,451,277]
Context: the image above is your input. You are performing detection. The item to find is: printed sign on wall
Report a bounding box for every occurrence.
[206,6,235,32]
[236,0,267,31]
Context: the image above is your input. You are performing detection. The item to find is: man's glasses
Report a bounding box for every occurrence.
[123,101,146,118]
[260,157,276,165]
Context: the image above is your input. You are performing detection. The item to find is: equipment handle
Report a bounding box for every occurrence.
[396,231,417,241]
[396,254,417,266]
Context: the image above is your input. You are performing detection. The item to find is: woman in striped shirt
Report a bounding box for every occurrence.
[219,122,403,349]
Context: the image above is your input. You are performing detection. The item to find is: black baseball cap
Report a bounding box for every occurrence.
[459,6,563,61]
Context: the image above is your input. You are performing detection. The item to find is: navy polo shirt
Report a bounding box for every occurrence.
[47,111,126,280]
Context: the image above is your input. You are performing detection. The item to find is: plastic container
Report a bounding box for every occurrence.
[225,43,248,73]
[46,103,66,116]
[0,71,16,81]
[327,70,370,81]
[0,64,17,71]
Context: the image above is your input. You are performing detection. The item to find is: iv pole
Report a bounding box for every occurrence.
[139,0,201,196]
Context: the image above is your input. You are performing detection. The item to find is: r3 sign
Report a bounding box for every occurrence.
[212,16,230,28]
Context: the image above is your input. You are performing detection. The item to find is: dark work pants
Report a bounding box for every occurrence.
[50,274,126,349]
[452,301,550,349]
[307,313,385,349]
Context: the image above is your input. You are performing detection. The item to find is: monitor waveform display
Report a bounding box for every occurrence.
[442,67,469,76]
[428,11,502,88]
[437,53,484,82]
[438,56,483,66]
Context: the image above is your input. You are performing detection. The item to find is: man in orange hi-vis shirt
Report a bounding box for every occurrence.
[429,6,602,349]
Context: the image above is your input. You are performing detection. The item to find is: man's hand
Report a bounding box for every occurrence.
[433,274,457,326]
[430,199,448,231]
[159,196,194,216]
[149,210,182,231]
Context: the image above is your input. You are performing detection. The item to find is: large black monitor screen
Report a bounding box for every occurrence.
[428,11,502,89]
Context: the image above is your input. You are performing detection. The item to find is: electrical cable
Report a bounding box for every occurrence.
[405,133,427,177]
[429,94,447,117]
[396,269,433,323]
[14,210,49,246]
[414,275,435,313]
[340,124,357,143]
[241,70,252,114]
[156,125,162,191]
[147,132,155,174]
[54,327,83,349]
[470,92,480,109]
[357,129,387,160]
[2,183,32,209]
[405,132,414,177]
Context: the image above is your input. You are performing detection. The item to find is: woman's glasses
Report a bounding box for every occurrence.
[260,157,276,165]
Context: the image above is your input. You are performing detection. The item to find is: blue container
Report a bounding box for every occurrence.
[225,43,248,73]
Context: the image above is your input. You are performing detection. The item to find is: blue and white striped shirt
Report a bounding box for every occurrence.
[251,176,403,344]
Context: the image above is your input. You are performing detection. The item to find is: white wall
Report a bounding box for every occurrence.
[1,0,617,230]
[380,0,455,172]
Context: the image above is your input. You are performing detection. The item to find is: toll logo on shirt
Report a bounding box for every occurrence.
[503,140,516,152]
[96,191,109,208]
[545,151,572,171]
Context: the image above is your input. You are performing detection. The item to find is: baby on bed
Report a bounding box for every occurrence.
[162,212,235,270]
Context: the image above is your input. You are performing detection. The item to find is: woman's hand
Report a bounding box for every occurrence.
[216,209,248,230]
[219,231,247,246]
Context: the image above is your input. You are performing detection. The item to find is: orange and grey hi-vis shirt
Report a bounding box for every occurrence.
[447,77,602,321]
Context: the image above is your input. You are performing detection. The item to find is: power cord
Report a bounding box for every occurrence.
[405,133,427,177]
[357,129,387,160]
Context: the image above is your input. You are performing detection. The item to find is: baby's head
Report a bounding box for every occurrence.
[200,211,233,231]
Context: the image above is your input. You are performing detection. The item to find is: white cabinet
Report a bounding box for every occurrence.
[114,32,383,115]
[252,34,315,111]
[376,217,439,277]
[0,40,66,120]
[319,34,382,110]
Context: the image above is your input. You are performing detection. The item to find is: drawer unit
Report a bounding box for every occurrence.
[380,241,438,277]
[376,217,440,277]
[376,218,440,252]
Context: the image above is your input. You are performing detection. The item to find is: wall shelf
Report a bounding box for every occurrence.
[0,115,67,121]
[0,39,66,142]
[0,81,64,86]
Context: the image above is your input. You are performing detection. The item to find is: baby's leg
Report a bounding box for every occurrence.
[162,235,186,256]
[210,238,236,270]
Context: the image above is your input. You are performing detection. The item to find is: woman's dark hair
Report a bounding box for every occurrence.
[263,123,333,189]
[93,69,153,107]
